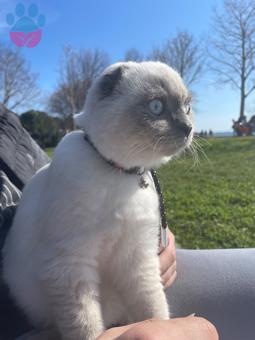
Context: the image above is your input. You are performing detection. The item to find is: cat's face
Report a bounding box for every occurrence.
[82,61,194,169]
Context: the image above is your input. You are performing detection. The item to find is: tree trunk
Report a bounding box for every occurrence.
[239,88,245,120]
[239,30,246,121]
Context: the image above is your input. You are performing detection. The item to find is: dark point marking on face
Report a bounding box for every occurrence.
[147,76,185,113]
[100,66,123,98]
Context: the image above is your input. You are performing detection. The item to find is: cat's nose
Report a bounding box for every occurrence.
[174,120,192,137]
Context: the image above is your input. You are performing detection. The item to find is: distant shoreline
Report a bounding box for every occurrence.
[213,131,233,137]
[195,131,255,137]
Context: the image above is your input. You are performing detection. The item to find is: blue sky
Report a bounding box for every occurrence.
[0,0,254,132]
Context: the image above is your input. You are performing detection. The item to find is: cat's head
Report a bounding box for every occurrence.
[76,61,194,169]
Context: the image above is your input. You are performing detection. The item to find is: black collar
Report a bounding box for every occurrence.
[83,132,168,237]
[84,133,145,176]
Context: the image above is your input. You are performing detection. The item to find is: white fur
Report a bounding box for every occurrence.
[3,132,169,339]
[3,61,193,340]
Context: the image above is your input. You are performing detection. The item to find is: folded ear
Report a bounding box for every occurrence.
[99,66,123,98]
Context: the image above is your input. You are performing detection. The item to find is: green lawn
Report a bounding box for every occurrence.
[46,137,255,249]
[45,148,54,158]
[158,137,255,249]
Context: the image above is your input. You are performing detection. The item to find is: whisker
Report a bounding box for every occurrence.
[125,141,149,164]
[191,137,211,164]
[152,135,165,158]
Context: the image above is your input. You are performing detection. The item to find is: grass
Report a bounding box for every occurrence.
[45,137,255,249]
[158,137,255,249]
[45,148,54,158]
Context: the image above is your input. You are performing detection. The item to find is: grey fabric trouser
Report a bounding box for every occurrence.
[17,249,255,340]
[167,248,255,340]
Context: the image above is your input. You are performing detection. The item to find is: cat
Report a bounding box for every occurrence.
[3,61,194,340]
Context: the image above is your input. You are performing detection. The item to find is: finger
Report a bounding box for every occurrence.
[168,230,176,257]
[161,264,177,288]
[96,322,141,340]
[181,317,219,340]
[161,260,177,285]
[164,269,177,289]
[159,235,176,274]
[115,318,218,340]
[158,229,171,254]
[159,248,175,275]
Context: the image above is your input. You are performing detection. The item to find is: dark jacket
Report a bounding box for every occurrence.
[0,106,50,340]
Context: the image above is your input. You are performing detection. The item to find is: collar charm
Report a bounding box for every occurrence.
[84,133,169,248]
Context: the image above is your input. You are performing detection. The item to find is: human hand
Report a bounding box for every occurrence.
[96,317,218,340]
[159,229,177,289]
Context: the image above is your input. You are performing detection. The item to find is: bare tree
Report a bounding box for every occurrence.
[209,0,255,120]
[124,48,144,62]
[49,47,109,122]
[0,44,39,111]
[150,31,204,86]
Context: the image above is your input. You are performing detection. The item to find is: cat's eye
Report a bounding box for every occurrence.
[148,99,163,115]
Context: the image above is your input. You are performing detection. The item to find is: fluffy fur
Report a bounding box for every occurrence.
[3,61,194,340]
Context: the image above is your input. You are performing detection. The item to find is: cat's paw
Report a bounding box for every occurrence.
[6,3,46,48]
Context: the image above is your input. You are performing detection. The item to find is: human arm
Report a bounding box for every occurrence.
[96,317,218,340]
[159,229,177,289]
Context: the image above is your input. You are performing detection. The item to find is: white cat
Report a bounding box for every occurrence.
[3,61,194,340]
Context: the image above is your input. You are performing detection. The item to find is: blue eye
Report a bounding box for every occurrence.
[149,99,163,115]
